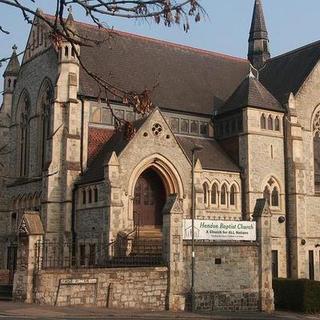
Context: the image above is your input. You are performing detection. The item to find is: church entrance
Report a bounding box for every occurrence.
[133,169,166,230]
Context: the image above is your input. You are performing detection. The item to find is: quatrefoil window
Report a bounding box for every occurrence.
[152,123,163,136]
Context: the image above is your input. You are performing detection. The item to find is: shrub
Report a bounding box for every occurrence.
[273,278,320,313]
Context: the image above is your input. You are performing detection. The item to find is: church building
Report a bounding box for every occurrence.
[0,0,319,311]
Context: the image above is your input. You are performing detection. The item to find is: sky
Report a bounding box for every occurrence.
[1,0,320,96]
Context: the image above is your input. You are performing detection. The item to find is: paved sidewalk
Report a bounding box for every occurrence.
[0,301,320,319]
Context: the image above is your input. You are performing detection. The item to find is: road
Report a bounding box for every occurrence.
[0,301,320,319]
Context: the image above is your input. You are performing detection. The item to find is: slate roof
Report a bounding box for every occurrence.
[249,0,268,41]
[77,116,148,185]
[176,136,240,172]
[218,74,283,115]
[260,41,320,103]
[72,20,250,116]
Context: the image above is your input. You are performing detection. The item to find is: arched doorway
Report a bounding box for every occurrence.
[133,168,166,229]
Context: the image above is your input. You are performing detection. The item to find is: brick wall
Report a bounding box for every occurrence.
[34,267,168,310]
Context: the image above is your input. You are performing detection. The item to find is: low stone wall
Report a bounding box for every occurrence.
[34,267,168,310]
[0,270,9,284]
[183,241,260,312]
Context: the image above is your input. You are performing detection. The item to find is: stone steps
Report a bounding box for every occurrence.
[131,238,162,257]
[0,285,13,301]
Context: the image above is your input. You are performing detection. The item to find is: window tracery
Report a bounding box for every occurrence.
[263,178,280,208]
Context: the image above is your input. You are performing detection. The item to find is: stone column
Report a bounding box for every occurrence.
[253,199,274,312]
[13,212,44,303]
[162,194,184,311]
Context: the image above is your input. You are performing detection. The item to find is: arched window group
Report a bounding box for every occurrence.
[260,113,281,132]
[17,81,54,177]
[203,181,238,209]
[263,178,280,208]
[81,186,99,206]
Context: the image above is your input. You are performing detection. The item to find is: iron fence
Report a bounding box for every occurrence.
[34,233,164,271]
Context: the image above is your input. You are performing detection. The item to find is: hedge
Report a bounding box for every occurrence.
[273,278,320,313]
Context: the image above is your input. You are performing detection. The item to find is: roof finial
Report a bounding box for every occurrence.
[12,44,17,52]
[67,5,72,14]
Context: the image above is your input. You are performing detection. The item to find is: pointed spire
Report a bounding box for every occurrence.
[3,44,20,77]
[248,0,270,69]
[249,0,268,41]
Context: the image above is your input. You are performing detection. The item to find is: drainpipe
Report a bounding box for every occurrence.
[283,111,292,278]
[191,145,203,312]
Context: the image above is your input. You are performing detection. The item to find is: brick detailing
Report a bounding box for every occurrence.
[34,267,168,310]
[87,127,114,163]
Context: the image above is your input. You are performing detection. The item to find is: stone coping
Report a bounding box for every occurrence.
[36,266,168,274]
[183,240,258,247]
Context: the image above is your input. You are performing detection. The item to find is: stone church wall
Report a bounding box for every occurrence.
[182,242,260,311]
[286,63,320,278]
[9,48,58,179]
[33,267,168,310]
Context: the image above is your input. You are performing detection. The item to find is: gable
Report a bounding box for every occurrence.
[22,14,53,65]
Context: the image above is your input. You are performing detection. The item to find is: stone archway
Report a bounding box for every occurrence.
[133,168,166,229]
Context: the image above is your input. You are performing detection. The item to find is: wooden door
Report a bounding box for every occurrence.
[133,169,166,228]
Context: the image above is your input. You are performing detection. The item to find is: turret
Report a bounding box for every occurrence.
[1,45,20,114]
[248,0,270,69]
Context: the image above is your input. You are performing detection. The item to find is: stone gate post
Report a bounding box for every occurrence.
[162,194,184,311]
[13,212,44,303]
[253,199,274,312]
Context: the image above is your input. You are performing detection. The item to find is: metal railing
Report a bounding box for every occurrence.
[35,220,164,271]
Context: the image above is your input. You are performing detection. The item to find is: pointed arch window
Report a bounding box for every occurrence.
[263,186,271,205]
[19,93,30,177]
[268,115,273,130]
[271,187,279,207]
[275,117,280,131]
[260,114,266,129]
[39,82,53,170]
[203,183,209,206]
[211,183,218,205]
[313,111,320,192]
[82,189,86,205]
[230,185,236,206]
[94,187,98,202]
[221,184,227,206]
[88,188,92,204]
[263,178,280,208]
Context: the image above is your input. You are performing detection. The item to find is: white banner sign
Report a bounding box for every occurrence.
[183,219,256,241]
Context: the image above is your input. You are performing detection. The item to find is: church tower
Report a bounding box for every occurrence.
[248,0,270,69]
